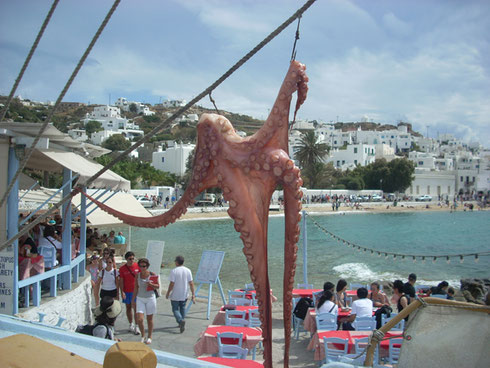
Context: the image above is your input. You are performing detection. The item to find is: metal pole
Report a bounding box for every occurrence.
[302,210,308,284]
[61,168,72,289]
[7,147,19,315]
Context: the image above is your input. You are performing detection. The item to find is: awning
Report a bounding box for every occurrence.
[72,191,152,226]
[26,149,130,191]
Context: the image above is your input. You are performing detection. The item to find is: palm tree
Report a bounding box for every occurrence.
[295,131,330,188]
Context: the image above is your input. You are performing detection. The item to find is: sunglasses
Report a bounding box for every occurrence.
[139,264,148,268]
[127,257,135,261]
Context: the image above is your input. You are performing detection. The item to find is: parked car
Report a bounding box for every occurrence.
[371,194,383,202]
[137,196,154,208]
[415,195,432,202]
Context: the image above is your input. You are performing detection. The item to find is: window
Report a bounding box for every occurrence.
[427,186,430,194]
[448,186,451,194]
[460,176,463,182]
[336,160,340,167]
[161,157,165,162]
[416,185,419,195]
[418,161,424,165]
[354,160,358,165]
[342,160,345,165]
[354,147,358,153]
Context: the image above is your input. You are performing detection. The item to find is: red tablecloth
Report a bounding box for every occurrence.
[18,255,44,280]
[292,289,322,299]
[345,289,372,298]
[307,330,402,361]
[212,305,259,325]
[235,289,278,303]
[198,357,264,367]
[193,325,263,357]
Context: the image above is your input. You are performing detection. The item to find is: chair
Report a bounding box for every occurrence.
[232,298,253,306]
[244,282,255,291]
[39,246,57,269]
[228,290,247,303]
[388,337,403,364]
[349,283,366,290]
[315,312,337,331]
[248,309,261,328]
[225,309,248,326]
[297,283,313,289]
[341,337,380,366]
[322,337,348,364]
[345,296,353,307]
[381,313,405,331]
[352,316,376,331]
[312,290,323,306]
[218,345,249,359]
[217,332,245,358]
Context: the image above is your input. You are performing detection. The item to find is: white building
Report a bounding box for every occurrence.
[151,142,195,176]
[67,129,88,142]
[161,99,186,108]
[291,119,315,130]
[405,169,456,199]
[355,125,411,153]
[330,131,354,148]
[326,144,375,171]
[374,144,396,161]
[115,97,154,116]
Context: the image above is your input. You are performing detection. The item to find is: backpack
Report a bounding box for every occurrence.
[75,323,110,339]
[293,297,313,320]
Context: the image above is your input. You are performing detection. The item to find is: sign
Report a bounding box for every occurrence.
[195,250,225,284]
[145,240,165,276]
[0,248,14,314]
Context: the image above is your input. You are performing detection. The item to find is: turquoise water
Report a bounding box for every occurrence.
[118,210,489,299]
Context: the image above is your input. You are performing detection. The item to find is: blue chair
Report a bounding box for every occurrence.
[228,290,247,303]
[322,336,348,364]
[248,309,261,328]
[315,312,337,331]
[225,309,248,326]
[388,337,403,364]
[217,332,245,358]
[232,298,252,306]
[218,345,248,359]
[39,246,57,269]
[341,337,380,366]
[352,316,376,331]
[297,283,313,289]
[312,290,323,306]
[244,283,254,291]
[381,313,405,331]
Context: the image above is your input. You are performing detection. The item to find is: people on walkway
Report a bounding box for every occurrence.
[92,296,122,340]
[166,255,195,333]
[133,258,159,345]
[97,253,119,300]
[86,254,100,306]
[118,251,140,335]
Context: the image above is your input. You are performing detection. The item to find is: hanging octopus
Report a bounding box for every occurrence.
[79,60,308,367]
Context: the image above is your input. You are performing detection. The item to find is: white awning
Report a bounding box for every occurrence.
[26,149,130,191]
[72,191,152,226]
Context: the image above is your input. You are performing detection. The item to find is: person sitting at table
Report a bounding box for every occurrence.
[393,280,410,321]
[403,273,417,298]
[335,279,348,309]
[316,290,338,315]
[430,281,449,296]
[339,287,373,330]
[369,282,390,308]
[446,287,455,300]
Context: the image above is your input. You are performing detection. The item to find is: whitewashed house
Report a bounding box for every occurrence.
[115,97,155,116]
[326,144,375,170]
[67,129,88,142]
[151,142,195,176]
[161,99,186,108]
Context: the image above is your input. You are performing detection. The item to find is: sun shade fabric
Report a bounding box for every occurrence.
[26,149,130,191]
[72,191,152,226]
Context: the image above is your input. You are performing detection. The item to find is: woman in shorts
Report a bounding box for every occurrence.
[132,258,159,345]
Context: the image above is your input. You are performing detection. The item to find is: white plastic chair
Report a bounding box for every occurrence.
[388,337,403,364]
[315,312,337,331]
[225,309,248,326]
[297,283,313,289]
[381,313,405,331]
[352,316,376,331]
[322,336,349,364]
[39,246,57,269]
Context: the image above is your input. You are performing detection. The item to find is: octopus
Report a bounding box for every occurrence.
[79,60,308,367]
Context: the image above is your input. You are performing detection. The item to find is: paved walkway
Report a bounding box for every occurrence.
[113,291,318,367]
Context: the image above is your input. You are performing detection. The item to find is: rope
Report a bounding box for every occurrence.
[0,0,318,252]
[0,0,121,209]
[0,0,60,123]
[209,92,219,114]
[290,16,302,61]
[306,212,490,262]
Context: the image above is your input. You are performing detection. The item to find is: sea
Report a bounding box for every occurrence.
[112,210,490,299]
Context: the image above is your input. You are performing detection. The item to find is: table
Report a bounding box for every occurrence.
[307,330,402,361]
[198,357,264,367]
[194,325,263,357]
[212,305,259,325]
[292,289,322,299]
[18,255,44,280]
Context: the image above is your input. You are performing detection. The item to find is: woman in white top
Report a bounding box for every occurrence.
[316,290,339,315]
[37,225,61,267]
[96,254,119,301]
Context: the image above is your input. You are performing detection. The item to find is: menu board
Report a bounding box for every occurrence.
[195,250,225,284]
[145,240,165,275]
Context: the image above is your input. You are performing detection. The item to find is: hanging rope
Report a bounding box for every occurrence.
[306,212,490,264]
[209,92,220,114]
[0,0,121,209]
[0,0,60,123]
[0,0,317,252]
[290,16,302,61]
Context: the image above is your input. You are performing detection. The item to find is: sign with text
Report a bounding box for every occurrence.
[145,240,165,276]
[195,250,225,284]
[0,247,14,314]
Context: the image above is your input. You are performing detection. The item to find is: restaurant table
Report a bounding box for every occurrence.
[292,289,322,299]
[307,330,402,361]
[18,255,44,280]
[303,308,377,334]
[235,289,278,303]
[212,305,259,325]
[194,325,263,357]
[198,357,264,367]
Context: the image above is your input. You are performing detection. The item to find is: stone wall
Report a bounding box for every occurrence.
[17,275,93,330]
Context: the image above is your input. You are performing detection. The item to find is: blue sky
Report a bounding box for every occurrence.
[1,0,489,146]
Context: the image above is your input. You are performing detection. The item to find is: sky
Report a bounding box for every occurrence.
[1,0,489,146]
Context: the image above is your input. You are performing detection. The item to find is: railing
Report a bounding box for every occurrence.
[17,253,86,309]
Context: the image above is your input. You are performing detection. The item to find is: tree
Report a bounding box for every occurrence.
[129,103,137,113]
[295,131,330,188]
[85,120,103,137]
[102,134,131,151]
[385,158,415,192]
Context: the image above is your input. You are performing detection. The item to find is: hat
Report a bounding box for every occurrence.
[94,297,122,319]
[48,220,56,225]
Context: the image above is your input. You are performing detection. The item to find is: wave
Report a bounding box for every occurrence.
[332,262,460,287]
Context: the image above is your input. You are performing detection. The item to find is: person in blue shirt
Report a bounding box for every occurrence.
[113,231,126,245]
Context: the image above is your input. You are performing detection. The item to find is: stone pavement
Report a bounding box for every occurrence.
[113,292,318,367]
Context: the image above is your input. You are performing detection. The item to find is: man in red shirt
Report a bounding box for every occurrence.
[119,251,140,334]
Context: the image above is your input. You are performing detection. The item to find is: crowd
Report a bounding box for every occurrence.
[85,250,195,343]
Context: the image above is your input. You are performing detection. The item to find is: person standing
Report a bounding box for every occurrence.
[166,255,195,333]
[97,253,119,300]
[133,258,159,345]
[403,273,417,298]
[118,251,140,335]
[113,231,126,245]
